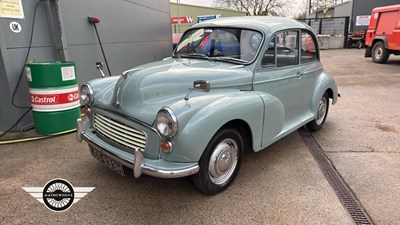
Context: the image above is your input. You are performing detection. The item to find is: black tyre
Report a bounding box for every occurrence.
[193,128,243,195]
[347,39,352,49]
[306,92,329,132]
[358,40,365,49]
[372,41,390,63]
[356,41,361,49]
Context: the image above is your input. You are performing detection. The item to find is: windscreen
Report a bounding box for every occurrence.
[174,28,263,64]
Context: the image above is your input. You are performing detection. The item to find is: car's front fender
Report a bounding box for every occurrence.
[87,76,120,97]
[87,76,121,106]
[161,91,265,163]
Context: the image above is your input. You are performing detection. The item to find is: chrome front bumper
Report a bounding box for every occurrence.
[76,118,199,179]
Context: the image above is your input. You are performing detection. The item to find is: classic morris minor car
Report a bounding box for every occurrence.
[77,17,338,195]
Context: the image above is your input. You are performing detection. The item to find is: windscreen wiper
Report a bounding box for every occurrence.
[178,53,210,59]
[213,57,248,64]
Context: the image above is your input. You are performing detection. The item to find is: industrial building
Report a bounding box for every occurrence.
[0,0,172,133]
[169,3,246,36]
[306,0,400,32]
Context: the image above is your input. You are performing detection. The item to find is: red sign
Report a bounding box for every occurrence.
[171,16,193,24]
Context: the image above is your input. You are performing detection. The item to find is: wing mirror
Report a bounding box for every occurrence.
[184,80,210,101]
[193,80,210,92]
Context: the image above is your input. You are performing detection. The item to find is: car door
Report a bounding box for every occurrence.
[254,30,316,146]
[299,29,322,116]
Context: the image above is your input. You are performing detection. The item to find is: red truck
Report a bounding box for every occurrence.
[365,4,400,63]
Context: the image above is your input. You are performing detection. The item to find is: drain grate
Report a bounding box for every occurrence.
[298,128,374,225]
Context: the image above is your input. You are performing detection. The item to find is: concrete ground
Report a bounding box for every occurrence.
[317,49,400,225]
[0,49,399,224]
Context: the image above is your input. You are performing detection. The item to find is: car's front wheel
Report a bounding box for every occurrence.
[193,128,243,195]
[306,92,329,132]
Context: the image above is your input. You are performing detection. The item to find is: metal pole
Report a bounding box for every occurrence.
[54,0,69,61]
[344,16,350,48]
[319,18,322,35]
[44,0,60,61]
[177,0,180,33]
[350,0,356,32]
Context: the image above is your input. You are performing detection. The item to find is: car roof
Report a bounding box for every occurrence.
[190,16,311,35]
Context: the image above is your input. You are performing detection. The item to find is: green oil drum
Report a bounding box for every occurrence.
[26,61,81,135]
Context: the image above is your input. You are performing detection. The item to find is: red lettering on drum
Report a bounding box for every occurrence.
[30,90,79,105]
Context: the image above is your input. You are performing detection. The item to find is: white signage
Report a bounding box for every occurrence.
[0,0,24,19]
[61,66,76,81]
[25,67,32,81]
[356,15,371,26]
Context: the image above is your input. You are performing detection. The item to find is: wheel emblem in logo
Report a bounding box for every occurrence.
[23,178,95,212]
[42,179,75,212]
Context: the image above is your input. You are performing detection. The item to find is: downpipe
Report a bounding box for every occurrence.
[53,0,69,61]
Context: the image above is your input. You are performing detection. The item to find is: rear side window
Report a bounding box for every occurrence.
[261,31,299,68]
[276,30,299,67]
[301,30,317,63]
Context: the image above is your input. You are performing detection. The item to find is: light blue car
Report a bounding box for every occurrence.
[77,17,339,195]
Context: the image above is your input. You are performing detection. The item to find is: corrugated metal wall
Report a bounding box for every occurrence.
[170,3,246,33]
[60,0,172,84]
[307,0,400,32]
[0,0,55,132]
[352,0,400,31]
[0,0,172,132]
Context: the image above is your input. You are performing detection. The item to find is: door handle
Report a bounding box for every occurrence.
[296,72,304,79]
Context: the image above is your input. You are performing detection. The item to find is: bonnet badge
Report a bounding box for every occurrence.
[113,87,121,108]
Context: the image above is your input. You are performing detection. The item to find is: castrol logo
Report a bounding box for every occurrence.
[31,96,57,104]
[29,86,80,112]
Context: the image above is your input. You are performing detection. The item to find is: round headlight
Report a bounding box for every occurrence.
[80,84,93,106]
[156,107,178,137]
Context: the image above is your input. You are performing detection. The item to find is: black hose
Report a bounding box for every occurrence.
[0,108,32,138]
[12,0,45,109]
[93,23,112,76]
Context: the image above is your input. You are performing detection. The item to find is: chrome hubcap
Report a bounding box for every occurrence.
[316,97,327,125]
[209,138,238,185]
[374,47,382,59]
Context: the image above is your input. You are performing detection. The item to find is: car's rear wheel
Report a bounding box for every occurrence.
[193,128,243,195]
[372,41,390,63]
[306,92,329,132]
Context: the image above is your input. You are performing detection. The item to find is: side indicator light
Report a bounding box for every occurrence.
[161,139,173,153]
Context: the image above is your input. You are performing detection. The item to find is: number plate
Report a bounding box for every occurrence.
[90,147,125,176]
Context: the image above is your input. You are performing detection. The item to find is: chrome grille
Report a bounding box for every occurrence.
[94,113,147,149]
